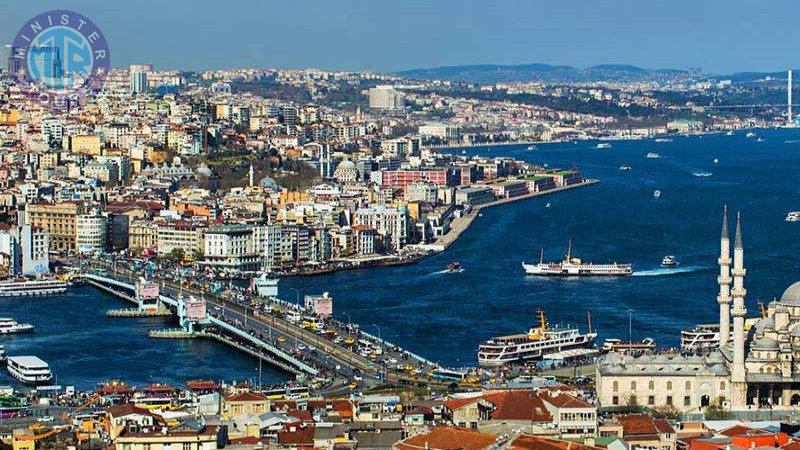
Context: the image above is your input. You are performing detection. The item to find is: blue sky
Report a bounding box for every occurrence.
[3,0,798,74]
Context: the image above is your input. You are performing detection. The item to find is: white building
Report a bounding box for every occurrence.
[368,86,405,110]
[354,205,409,252]
[76,213,108,254]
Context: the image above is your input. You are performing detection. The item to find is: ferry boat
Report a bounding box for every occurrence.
[596,143,612,149]
[681,317,760,353]
[6,356,52,386]
[526,145,537,151]
[522,243,632,277]
[746,131,757,138]
[618,163,632,171]
[446,261,462,273]
[655,138,673,143]
[726,131,735,136]
[786,212,800,222]
[646,152,661,158]
[660,255,679,267]
[601,338,656,355]
[0,278,67,298]
[0,318,34,335]
[477,310,597,367]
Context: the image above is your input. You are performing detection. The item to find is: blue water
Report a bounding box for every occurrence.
[0,287,285,390]
[284,129,800,368]
[5,129,800,387]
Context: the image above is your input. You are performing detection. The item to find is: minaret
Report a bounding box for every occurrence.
[248,162,255,188]
[717,205,732,348]
[731,211,747,407]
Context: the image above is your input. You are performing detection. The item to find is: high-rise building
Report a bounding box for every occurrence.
[129,64,150,94]
[368,85,405,110]
[0,44,11,73]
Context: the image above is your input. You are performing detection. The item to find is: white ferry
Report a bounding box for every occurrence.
[522,243,632,277]
[0,318,34,335]
[655,138,673,143]
[681,316,760,353]
[596,143,612,149]
[477,310,596,367]
[0,278,67,298]
[6,356,52,386]
[601,338,656,355]
[786,211,800,222]
[646,152,661,158]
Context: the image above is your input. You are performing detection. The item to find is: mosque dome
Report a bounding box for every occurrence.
[752,336,779,351]
[780,281,800,306]
[259,176,279,191]
[791,324,800,337]
[753,316,774,333]
[195,164,213,177]
[333,160,359,183]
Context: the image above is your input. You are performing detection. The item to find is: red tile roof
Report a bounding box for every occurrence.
[278,424,315,446]
[225,391,267,402]
[483,391,552,422]
[510,434,601,450]
[395,427,497,450]
[540,392,592,409]
[618,414,674,436]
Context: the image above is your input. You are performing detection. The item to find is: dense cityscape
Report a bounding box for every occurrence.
[3,3,800,450]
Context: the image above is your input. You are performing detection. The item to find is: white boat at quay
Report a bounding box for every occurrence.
[6,356,52,386]
[0,278,67,298]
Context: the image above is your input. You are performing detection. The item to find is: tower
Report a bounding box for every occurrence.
[730,212,747,407]
[789,69,793,124]
[248,162,254,188]
[717,206,732,348]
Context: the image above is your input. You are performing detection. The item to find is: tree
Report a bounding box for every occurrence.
[704,398,733,420]
[165,248,185,262]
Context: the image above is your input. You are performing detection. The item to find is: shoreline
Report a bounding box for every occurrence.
[278,179,599,277]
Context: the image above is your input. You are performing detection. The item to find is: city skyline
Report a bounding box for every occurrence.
[4,0,800,74]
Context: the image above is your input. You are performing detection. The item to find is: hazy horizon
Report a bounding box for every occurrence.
[4,0,800,75]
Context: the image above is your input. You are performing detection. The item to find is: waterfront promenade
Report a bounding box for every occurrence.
[434,179,599,249]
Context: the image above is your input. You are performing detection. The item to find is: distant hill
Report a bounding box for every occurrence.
[396,63,690,83]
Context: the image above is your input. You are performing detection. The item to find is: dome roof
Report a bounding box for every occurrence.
[259,176,279,191]
[336,160,357,170]
[791,324,800,337]
[754,316,774,333]
[752,336,779,351]
[780,281,800,306]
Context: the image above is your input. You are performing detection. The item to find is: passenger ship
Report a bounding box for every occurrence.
[681,316,760,353]
[6,356,52,385]
[522,243,632,277]
[0,278,67,297]
[477,310,597,367]
[0,318,34,334]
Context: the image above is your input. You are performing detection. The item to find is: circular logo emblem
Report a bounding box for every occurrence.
[10,10,110,109]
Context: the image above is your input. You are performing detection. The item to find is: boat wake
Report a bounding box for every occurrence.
[632,265,707,277]
[428,268,465,276]
[692,172,713,177]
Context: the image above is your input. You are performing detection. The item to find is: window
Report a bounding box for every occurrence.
[667,381,672,390]
[649,380,655,391]
[666,396,673,405]
[684,396,691,406]
[631,381,637,391]
[648,395,655,405]
[612,396,619,406]
[613,381,618,392]
[685,381,691,391]
[470,422,477,429]
[720,381,726,390]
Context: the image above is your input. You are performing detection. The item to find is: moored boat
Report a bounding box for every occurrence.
[6,356,52,386]
[596,143,612,149]
[477,310,597,367]
[601,337,656,355]
[0,278,67,298]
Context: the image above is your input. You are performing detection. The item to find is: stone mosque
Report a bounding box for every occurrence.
[597,207,800,412]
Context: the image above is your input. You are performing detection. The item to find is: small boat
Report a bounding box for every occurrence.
[713,158,719,164]
[447,261,462,273]
[461,150,466,154]
[0,318,34,335]
[545,202,551,208]
[746,131,756,138]
[596,143,612,149]
[646,152,661,159]
[726,131,735,136]
[526,145,537,151]
[757,138,765,142]
[786,212,800,222]
[653,190,662,198]
[692,172,712,177]
[655,138,672,143]
[618,163,632,171]
[660,255,679,267]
